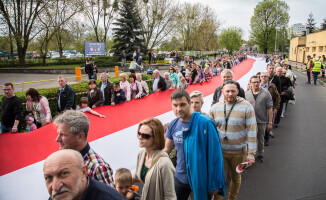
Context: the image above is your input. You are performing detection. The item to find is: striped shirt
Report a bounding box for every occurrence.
[209,97,257,159]
[81,143,115,188]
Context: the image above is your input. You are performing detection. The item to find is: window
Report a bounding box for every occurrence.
[306,47,309,52]
[319,46,323,52]
[312,47,316,52]
[299,49,302,54]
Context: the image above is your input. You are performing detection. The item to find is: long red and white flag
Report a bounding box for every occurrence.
[0,57,266,199]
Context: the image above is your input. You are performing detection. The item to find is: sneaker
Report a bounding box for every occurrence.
[264,141,269,146]
[269,132,275,138]
[257,156,264,163]
[281,115,284,118]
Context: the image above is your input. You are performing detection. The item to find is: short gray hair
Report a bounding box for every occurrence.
[54,110,90,139]
[221,69,233,78]
[164,72,169,76]
[58,75,66,81]
[100,72,107,77]
[153,69,159,74]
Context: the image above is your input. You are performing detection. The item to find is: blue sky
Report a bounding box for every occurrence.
[179,0,326,40]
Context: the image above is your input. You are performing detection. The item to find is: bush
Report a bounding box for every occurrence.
[0,74,154,131]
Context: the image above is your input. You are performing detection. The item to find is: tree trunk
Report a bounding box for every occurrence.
[9,29,15,67]
[17,47,26,68]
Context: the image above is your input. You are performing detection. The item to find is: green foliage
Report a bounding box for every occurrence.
[92,56,119,67]
[321,18,326,30]
[250,0,289,53]
[111,0,146,59]
[219,28,242,53]
[306,12,316,33]
[0,58,85,68]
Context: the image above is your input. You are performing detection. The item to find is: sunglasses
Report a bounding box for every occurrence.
[137,132,153,139]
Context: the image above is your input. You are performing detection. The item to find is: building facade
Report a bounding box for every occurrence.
[289,30,326,63]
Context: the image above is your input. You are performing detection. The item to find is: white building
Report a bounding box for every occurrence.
[292,23,306,36]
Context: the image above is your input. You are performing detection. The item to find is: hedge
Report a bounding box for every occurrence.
[0,73,154,131]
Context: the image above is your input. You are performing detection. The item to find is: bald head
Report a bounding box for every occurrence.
[44,149,84,170]
[43,150,87,200]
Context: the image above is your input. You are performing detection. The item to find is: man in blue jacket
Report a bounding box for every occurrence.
[164,89,225,200]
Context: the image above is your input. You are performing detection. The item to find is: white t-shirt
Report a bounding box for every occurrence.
[76,106,91,113]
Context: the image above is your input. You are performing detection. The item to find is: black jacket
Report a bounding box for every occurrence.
[57,84,76,112]
[269,74,281,94]
[157,75,167,91]
[211,84,245,106]
[99,80,115,105]
[49,176,125,200]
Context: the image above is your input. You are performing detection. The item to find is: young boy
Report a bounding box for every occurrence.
[114,82,126,105]
[25,115,37,132]
[76,97,106,118]
[115,168,140,200]
[179,77,188,90]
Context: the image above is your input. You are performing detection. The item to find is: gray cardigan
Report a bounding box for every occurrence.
[245,88,273,124]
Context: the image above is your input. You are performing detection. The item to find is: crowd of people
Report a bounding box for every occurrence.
[1,51,317,200]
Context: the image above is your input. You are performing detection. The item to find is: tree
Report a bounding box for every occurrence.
[250,0,289,53]
[159,37,182,51]
[321,18,326,30]
[175,3,221,51]
[219,28,243,53]
[37,0,82,65]
[306,12,316,33]
[0,1,49,67]
[111,0,145,59]
[83,0,119,43]
[137,0,178,50]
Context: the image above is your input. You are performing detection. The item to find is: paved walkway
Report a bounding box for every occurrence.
[236,71,326,200]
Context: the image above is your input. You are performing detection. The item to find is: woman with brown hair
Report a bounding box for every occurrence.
[87,79,103,108]
[26,88,52,127]
[133,118,176,200]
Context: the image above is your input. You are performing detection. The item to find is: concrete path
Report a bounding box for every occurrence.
[236,71,326,200]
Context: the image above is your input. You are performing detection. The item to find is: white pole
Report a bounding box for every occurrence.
[274,0,278,55]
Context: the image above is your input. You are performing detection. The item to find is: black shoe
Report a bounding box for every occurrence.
[257,156,264,163]
[264,141,269,146]
[274,123,278,128]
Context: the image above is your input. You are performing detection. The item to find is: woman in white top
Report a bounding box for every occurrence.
[136,73,149,95]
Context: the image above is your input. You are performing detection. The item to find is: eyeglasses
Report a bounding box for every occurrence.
[137,132,153,140]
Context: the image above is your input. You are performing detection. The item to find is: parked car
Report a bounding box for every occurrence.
[76,53,84,58]
[51,53,60,59]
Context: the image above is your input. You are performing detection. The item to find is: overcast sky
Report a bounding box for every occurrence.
[178,0,325,40]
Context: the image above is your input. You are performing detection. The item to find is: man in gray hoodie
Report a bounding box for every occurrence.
[245,75,273,163]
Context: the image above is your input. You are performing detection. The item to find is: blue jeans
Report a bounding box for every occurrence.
[0,124,12,133]
[312,71,319,85]
[121,58,126,67]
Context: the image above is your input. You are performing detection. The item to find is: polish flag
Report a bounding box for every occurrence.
[0,57,266,199]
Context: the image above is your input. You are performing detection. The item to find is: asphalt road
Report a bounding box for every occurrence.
[236,71,326,200]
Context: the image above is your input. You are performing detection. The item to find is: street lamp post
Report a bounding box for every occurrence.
[274,0,278,55]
